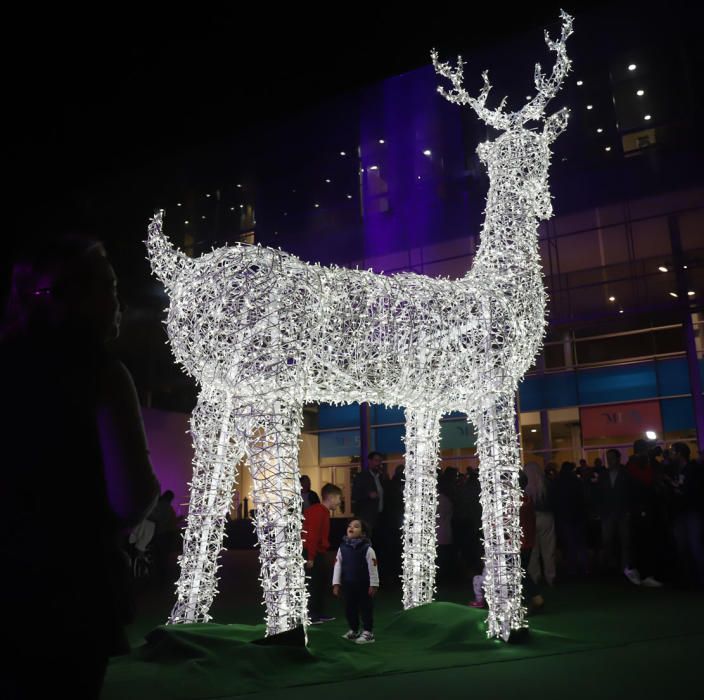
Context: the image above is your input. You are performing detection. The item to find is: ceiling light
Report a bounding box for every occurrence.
[340,151,346,156]
[644,114,652,120]
[608,296,616,302]
[423,149,432,156]
[605,146,612,152]
[669,292,678,298]
[177,202,182,207]
[645,430,657,440]
[576,80,583,86]
[586,104,593,110]
[597,128,603,133]
[658,266,668,272]
[628,63,637,71]
[688,291,695,296]
[379,139,385,144]
[636,89,645,96]
[369,165,379,171]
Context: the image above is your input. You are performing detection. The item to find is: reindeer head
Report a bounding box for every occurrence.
[432,10,573,220]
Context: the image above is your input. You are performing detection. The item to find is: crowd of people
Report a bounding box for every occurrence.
[303,444,704,633]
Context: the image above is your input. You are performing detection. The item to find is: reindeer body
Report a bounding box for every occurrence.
[161,248,535,406]
[149,12,572,641]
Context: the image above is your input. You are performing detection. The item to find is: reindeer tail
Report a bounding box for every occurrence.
[146,210,188,290]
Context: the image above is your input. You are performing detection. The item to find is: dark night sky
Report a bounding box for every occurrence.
[9,0,696,290]
[6,3,610,219]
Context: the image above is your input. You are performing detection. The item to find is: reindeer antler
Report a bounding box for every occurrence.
[518,9,573,123]
[432,10,573,130]
[431,52,513,131]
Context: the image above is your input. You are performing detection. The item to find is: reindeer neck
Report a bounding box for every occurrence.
[469,174,542,279]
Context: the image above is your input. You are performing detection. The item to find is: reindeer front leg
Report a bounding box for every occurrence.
[474,392,524,641]
[169,388,242,624]
[402,407,442,609]
[246,401,308,636]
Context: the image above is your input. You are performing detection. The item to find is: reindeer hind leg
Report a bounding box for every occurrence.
[246,401,308,636]
[401,407,442,609]
[169,388,242,624]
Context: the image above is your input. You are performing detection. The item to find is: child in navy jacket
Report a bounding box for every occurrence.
[332,519,379,644]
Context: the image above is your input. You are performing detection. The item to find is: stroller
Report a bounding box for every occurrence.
[128,518,156,580]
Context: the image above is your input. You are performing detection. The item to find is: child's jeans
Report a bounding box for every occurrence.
[343,582,374,632]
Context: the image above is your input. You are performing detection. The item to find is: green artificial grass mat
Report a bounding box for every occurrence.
[103,581,704,700]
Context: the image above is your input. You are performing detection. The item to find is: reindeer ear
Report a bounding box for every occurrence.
[477,141,492,163]
[543,108,569,144]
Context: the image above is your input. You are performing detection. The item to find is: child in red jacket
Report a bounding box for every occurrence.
[303,483,342,623]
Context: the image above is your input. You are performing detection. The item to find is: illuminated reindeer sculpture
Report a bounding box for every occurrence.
[147,10,572,641]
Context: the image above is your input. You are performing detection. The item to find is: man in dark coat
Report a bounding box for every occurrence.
[352,451,387,535]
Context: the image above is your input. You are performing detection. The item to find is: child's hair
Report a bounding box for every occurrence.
[321,483,343,500]
[348,518,369,535]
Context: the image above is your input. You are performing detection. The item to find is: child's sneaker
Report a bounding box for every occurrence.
[641,576,664,588]
[341,629,360,640]
[355,631,375,644]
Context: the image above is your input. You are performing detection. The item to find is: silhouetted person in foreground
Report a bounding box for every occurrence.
[1,237,160,699]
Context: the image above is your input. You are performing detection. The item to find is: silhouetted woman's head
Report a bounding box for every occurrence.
[4,236,120,342]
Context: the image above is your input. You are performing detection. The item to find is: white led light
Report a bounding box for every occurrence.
[605,146,612,152]
[646,430,657,440]
[586,104,593,110]
[636,89,645,96]
[659,266,668,272]
[379,139,385,144]
[369,165,379,171]
[597,128,603,133]
[340,151,347,156]
[608,296,615,301]
[147,11,572,645]
[688,291,695,296]
[670,292,678,297]
[644,114,652,120]
[628,63,637,71]
[576,79,583,86]
[177,203,183,207]
[423,149,432,156]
